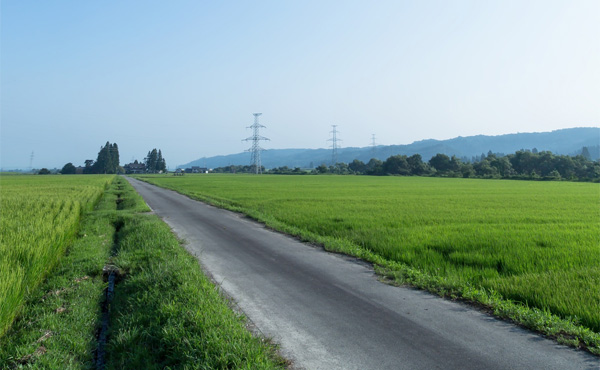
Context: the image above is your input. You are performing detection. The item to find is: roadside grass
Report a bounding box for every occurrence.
[0,176,286,369]
[135,174,600,354]
[106,213,286,370]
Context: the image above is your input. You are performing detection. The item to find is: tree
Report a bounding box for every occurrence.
[144,148,166,173]
[407,154,429,175]
[83,159,94,174]
[348,159,367,174]
[489,156,514,177]
[383,155,410,175]
[92,142,119,174]
[315,164,329,174]
[157,150,166,172]
[581,147,592,160]
[61,162,77,174]
[429,154,452,174]
[111,143,120,170]
[145,149,158,173]
[473,160,499,178]
[331,162,350,174]
[38,168,51,175]
[365,158,383,175]
[509,150,536,175]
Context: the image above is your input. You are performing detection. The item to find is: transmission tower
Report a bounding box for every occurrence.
[370,134,377,157]
[328,125,341,165]
[243,113,269,174]
[29,151,34,172]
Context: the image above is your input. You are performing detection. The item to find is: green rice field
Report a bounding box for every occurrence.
[138,174,600,334]
[0,174,113,337]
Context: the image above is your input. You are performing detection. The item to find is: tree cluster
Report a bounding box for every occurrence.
[60,141,121,174]
[268,166,307,174]
[92,142,120,174]
[312,148,599,182]
[145,149,167,173]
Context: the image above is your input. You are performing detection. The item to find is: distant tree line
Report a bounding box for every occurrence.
[211,165,265,174]
[307,148,599,181]
[268,166,307,174]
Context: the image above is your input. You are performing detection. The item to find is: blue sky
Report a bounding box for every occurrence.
[1,0,598,169]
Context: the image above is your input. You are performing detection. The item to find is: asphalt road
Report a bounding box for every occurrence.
[126,177,598,370]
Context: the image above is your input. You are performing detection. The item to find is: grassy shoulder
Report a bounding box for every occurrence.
[0,176,286,369]
[106,213,285,369]
[134,174,600,355]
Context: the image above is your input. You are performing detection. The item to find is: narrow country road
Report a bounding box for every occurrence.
[126,177,598,370]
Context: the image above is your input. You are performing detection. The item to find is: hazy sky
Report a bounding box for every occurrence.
[1,0,598,169]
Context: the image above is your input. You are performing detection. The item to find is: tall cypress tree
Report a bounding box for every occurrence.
[157,150,163,172]
[145,149,158,173]
[157,149,167,172]
[111,143,120,172]
[91,142,119,174]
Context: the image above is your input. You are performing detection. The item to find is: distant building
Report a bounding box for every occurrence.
[124,162,146,174]
[185,166,208,174]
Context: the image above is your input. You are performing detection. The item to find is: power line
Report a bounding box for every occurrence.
[243,113,269,174]
[328,125,341,165]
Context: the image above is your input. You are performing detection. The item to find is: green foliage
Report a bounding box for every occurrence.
[60,162,77,174]
[37,168,51,175]
[138,174,600,341]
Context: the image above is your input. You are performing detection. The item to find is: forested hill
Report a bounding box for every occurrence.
[183,127,599,169]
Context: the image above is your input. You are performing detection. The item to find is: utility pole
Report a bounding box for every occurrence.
[243,113,269,174]
[328,125,341,165]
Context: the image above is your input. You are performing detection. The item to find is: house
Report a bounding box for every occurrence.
[185,166,208,174]
[124,162,146,174]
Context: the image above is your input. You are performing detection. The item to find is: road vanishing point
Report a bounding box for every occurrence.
[127,177,598,370]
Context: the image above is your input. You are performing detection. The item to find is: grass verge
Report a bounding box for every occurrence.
[0,176,286,369]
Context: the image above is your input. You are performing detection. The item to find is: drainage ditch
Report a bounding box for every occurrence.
[95,198,126,370]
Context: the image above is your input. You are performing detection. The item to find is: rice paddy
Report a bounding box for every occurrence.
[0,175,113,338]
[138,174,600,334]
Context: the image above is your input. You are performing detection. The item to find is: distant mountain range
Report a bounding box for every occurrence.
[182,127,600,169]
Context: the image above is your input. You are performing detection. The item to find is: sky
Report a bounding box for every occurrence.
[1,0,598,170]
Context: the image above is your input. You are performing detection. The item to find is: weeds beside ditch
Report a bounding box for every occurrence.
[0,176,286,369]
